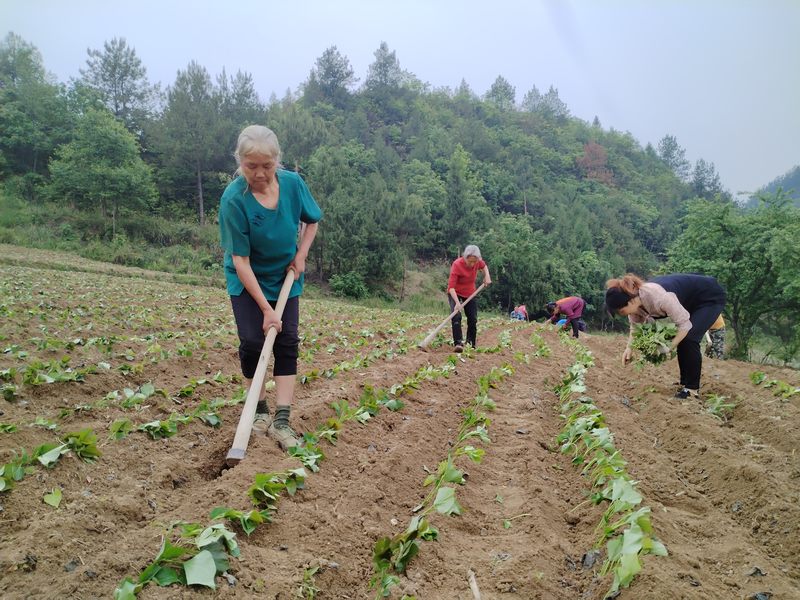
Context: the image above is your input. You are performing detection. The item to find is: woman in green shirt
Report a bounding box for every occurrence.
[219,125,322,449]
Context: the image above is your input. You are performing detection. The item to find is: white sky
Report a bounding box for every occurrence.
[3,0,798,196]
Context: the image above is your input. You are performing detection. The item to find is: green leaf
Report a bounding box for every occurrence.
[36,443,68,467]
[109,419,133,440]
[648,538,669,557]
[209,506,232,520]
[43,487,62,508]
[383,398,405,411]
[183,549,217,589]
[460,446,485,463]
[615,551,642,589]
[433,487,462,515]
[442,462,465,485]
[196,523,239,557]
[203,540,230,573]
[153,565,183,586]
[113,578,139,600]
[138,539,186,584]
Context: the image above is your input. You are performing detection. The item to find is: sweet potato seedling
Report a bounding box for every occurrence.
[631,322,677,368]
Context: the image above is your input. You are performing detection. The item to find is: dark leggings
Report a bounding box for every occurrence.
[449,294,478,347]
[565,299,586,338]
[230,290,300,378]
[677,303,725,389]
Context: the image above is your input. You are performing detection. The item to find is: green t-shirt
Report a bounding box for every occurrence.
[219,170,322,300]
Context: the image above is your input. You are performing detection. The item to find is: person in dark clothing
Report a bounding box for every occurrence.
[605,273,725,399]
[546,296,586,338]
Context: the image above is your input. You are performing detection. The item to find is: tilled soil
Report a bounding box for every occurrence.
[0,260,798,600]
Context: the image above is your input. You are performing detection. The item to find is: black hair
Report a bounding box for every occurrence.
[604,287,632,313]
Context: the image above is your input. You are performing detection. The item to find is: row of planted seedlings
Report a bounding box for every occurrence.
[297,311,433,366]
[554,334,667,597]
[0,270,236,396]
[368,361,516,599]
[0,373,243,495]
[112,329,517,595]
[0,320,237,402]
[1,314,473,500]
[366,325,523,598]
[296,315,516,389]
[749,370,800,401]
[112,343,481,597]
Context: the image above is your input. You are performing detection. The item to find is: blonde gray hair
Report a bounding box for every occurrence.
[234,125,282,175]
[463,245,482,259]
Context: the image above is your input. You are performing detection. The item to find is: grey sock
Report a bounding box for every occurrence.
[273,405,291,429]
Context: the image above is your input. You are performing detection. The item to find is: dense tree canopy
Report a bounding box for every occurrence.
[3,32,796,360]
[78,37,156,135]
[47,108,157,231]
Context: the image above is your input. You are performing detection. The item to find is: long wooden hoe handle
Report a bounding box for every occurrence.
[418,283,486,349]
[226,270,295,466]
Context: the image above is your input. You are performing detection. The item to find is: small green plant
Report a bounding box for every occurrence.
[0,367,17,382]
[114,522,240,598]
[210,506,272,535]
[295,564,321,599]
[31,416,58,430]
[2,383,19,402]
[1,452,35,492]
[631,322,677,367]
[288,442,325,472]
[119,383,163,409]
[63,429,101,463]
[502,513,532,529]
[109,418,134,440]
[248,469,307,511]
[705,394,736,422]
[33,441,70,467]
[43,487,62,508]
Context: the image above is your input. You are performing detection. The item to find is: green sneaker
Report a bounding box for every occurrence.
[252,412,272,434]
[267,422,299,450]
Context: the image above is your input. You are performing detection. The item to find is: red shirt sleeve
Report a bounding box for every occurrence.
[447,258,483,297]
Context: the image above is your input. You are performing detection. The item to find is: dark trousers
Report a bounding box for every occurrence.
[449,294,478,347]
[677,303,724,390]
[567,298,586,338]
[230,290,300,378]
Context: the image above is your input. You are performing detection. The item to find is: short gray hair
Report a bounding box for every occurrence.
[463,245,482,259]
[234,125,282,168]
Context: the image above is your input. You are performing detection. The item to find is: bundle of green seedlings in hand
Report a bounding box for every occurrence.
[631,321,677,367]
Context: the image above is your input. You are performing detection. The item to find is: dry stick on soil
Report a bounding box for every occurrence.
[418,283,486,349]
[225,270,295,466]
[467,568,482,599]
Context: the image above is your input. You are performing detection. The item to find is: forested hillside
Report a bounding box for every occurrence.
[1,33,798,361]
[750,164,800,207]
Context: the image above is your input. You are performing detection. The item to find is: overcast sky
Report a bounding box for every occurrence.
[3,0,798,197]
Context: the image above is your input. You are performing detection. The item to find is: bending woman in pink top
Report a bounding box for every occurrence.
[447,245,492,352]
[605,273,725,399]
[546,296,586,338]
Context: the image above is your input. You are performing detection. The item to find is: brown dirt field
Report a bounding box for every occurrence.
[0,259,798,600]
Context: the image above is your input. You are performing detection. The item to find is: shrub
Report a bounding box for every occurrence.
[329,271,368,299]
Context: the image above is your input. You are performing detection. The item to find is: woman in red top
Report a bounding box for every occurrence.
[447,245,492,351]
